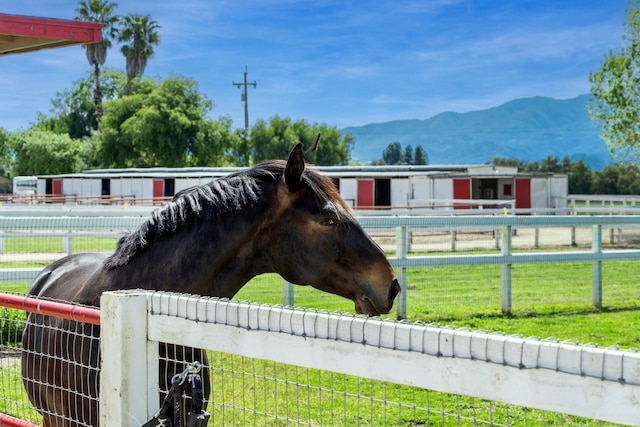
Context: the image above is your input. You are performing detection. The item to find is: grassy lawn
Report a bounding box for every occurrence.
[1,253,639,425]
[4,259,637,348]
[233,260,640,349]
[2,237,118,253]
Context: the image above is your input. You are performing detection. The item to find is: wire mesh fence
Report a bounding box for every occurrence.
[1,292,637,426]
[1,305,41,425]
[139,292,638,426]
[2,210,640,425]
[197,351,599,426]
[192,350,627,426]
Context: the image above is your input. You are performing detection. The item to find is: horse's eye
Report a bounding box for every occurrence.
[321,218,336,227]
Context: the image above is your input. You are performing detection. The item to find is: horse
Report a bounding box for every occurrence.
[21,142,400,427]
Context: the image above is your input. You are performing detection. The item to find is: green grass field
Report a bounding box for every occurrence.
[2,237,118,253]
[3,257,639,348]
[1,243,639,425]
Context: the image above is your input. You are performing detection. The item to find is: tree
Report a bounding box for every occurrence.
[117,14,161,95]
[592,164,624,194]
[0,127,11,176]
[249,117,351,165]
[250,116,298,164]
[290,121,352,165]
[413,145,428,165]
[190,116,244,166]
[538,155,566,173]
[10,130,82,175]
[99,75,213,167]
[404,144,413,165]
[381,142,428,165]
[568,159,592,194]
[76,0,119,127]
[382,142,402,165]
[614,163,640,193]
[588,0,640,161]
[492,156,528,170]
[36,69,127,138]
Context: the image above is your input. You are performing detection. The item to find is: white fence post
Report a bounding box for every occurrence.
[62,230,73,255]
[100,290,156,427]
[592,225,603,308]
[396,226,408,319]
[501,225,512,314]
[283,280,294,306]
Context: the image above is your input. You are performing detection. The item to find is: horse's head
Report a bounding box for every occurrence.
[264,142,400,316]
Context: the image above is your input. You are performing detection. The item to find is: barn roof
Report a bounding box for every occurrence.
[36,165,564,180]
[0,13,101,55]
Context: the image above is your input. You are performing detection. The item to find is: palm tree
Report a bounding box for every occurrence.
[75,0,119,128]
[118,14,161,95]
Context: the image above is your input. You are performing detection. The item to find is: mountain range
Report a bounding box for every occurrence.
[342,94,613,169]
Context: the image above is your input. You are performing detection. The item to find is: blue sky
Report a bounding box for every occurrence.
[0,0,631,132]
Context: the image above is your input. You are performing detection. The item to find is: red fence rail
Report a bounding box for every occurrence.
[0,293,100,325]
[0,292,101,426]
[0,413,40,427]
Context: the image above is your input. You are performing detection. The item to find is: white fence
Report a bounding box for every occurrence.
[100,290,640,426]
[2,290,639,426]
[3,207,640,318]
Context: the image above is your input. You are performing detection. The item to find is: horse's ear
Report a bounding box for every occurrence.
[285,142,305,190]
[304,133,321,156]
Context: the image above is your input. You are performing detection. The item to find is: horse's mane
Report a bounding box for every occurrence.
[104,160,345,269]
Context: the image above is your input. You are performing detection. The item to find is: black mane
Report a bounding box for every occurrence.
[104,164,273,269]
[103,160,347,269]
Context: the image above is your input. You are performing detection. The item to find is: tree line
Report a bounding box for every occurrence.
[0,71,351,176]
[492,156,640,195]
[376,142,428,165]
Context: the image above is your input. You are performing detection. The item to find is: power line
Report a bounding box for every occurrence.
[232,66,257,132]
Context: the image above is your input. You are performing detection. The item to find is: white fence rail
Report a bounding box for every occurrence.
[101,290,640,426]
[3,207,640,318]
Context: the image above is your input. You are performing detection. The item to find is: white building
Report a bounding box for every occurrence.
[34,165,567,212]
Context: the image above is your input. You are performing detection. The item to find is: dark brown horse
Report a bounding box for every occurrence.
[21,143,399,426]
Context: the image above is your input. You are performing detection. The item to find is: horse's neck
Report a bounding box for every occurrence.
[102,212,271,299]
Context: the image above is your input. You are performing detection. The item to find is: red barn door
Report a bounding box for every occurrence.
[452,178,471,209]
[357,179,374,209]
[515,178,531,214]
[153,179,164,205]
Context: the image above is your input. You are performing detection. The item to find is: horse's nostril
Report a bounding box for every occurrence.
[389,278,401,301]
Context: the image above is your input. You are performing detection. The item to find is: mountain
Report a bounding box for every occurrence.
[342,95,613,169]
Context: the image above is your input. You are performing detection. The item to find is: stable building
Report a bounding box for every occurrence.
[32,164,568,213]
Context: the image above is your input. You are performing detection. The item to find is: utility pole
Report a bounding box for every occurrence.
[232,66,257,132]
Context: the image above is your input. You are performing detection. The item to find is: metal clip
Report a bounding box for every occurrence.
[170,361,202,387]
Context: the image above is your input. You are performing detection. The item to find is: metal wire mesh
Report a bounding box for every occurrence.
[198,352,607,426]
[1,305,41,425]
[0,292,634,426]
[147,293,631,427]
[1,301,100,426]
[2,212,640,425]
[148,350,624,426]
